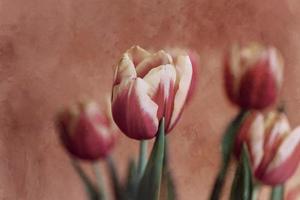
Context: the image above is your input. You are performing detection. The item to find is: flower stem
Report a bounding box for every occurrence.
[210,110,249,200]
[71,159,99,200]
[92,162,106,200]
[138,140,148,178]
[271,185,284,200]
[252,183,260,200]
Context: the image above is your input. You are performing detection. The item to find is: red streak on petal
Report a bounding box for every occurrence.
[257,142,300,185]
[112,78,158,140]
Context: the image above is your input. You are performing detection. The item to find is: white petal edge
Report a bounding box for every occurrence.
[266,126,300,173]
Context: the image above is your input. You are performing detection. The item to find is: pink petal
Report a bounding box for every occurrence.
[263,112,290,153]
[113,53,137,86]
[135,50,172,78]
[259,127,300,185]
[112,78,159,140]
[167,55,193,132]
[143,64,177,126]
[267,47,284,89]
[245,112,265,170]
[59,102,115,160]
[186,50,200,103]
[126,45,151,66]
[238,58,278,109]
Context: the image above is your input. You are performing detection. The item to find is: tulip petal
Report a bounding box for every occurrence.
[239,58,278,109]
[143,64,177,124]
[246,113,265,169]
[263,112,290,153]
[167,55,193,131]
[113,53,137,86]
[136,50,172,78]
[126,45,151,66]
[262,127,300,185]
[167,48,199,103]
[59,102,115,160]
[186,50,199,103]
[112,78,159,140]
[268,47,284,88]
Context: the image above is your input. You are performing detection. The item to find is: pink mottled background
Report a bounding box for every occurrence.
[1,0,300,199]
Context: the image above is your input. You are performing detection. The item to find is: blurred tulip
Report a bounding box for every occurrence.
[235,111,300,185]
[56,101,116,161]
[224,43,284,109]
[112,46,195,140]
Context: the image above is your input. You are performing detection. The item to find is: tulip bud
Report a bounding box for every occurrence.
[224,43,284,109]
[56,101,116,161]
[111,46,195,140]
[235,111,300,185]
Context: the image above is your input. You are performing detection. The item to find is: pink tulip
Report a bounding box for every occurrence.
[224,43,284,109]
[56,101,116,161]
[111,46,195,140]
[235,111,300,185]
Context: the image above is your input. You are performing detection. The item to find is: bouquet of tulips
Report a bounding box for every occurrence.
[55,43,300,200]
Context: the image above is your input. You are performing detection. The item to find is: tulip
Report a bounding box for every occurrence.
[235,111,300,185]
[224,43,284,109]
[56,101,116,161]
[111,46,194,140]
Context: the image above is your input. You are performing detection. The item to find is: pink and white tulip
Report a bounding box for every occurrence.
[235,111,300,185]
[224,43,284,110]
[56,101,116,161]
[111,46,195,140]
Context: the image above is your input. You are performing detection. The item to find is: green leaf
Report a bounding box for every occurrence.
[230,145,253,200]
[107,156,123,200]
[210,110,249,200]
[92,163,106,200]
[137,118,165,200]
[137,140,148,179]
[270,185,284,200]
[71,160,100,200]
[124,159,139,200]
[160,138,177,200]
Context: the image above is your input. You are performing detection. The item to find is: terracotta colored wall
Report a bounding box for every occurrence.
[1,0,300,199]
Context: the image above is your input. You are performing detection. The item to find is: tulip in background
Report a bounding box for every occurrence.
[234,111,300,186]
[224,43,284,110]
[56,101,116,161]
[56,100,118,199]
[210,42,288,200]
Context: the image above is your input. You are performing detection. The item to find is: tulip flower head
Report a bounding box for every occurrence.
[224,43,284,110]
[56,101,116,161]
[111,46,194,140]
[235,111,300,185]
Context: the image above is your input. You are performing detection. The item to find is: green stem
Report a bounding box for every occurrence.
[270,185,284,200]
[210,110,249,200]
[229,145,253,200]
[137,118,165,200]
[138,140,148,178]
[252,184,260,200]
[92,162,106,200]
[106,156,123,200]
[71,159,99,200]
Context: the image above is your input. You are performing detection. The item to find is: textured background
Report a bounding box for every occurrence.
[1,0,300,199]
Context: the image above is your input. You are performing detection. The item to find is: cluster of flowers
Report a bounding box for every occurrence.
[55,43,300,200]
